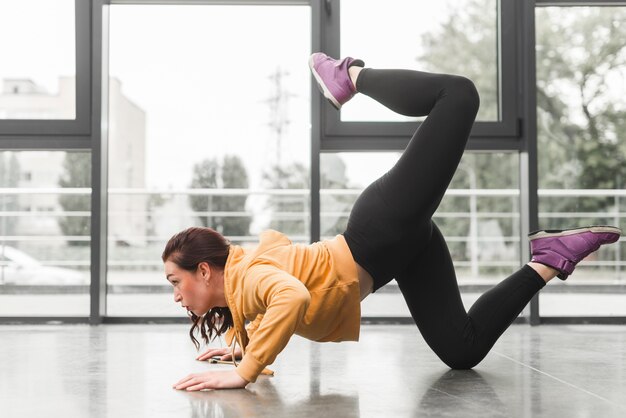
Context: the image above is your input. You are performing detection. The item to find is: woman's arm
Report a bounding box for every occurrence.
[234,264,311,383]
[173,265,309,390]
[245,313,264,340]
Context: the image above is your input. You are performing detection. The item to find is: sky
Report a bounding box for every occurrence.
[0,0,75,94]
[105,1,466,190]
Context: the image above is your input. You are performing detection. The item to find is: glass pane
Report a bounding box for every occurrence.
[340,0,498,122]
[321,152,520,317]
[0,151,91,316]
[536,7,626,316]
[107,5,311,317]
[0,0,76,119]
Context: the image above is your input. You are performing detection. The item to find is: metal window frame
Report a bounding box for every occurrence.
[520,0,540,325]
[91,0,108,324]
[314,0,534,324]
[2,0,626,325]
[318,0,521,151]
[531,0,626,324]
[0,0,91,137]
[0,0,97,324]
[537,0,626,5]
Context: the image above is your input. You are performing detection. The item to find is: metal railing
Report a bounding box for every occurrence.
[0,187,624,281]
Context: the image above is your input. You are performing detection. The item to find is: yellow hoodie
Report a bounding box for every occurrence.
[222,229,361,383]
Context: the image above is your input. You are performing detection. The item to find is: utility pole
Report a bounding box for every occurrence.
[265,67,294,166]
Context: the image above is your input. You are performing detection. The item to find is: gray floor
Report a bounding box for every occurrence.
[1,324,625,418]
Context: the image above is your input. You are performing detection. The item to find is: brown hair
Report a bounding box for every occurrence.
[162,226,233,350]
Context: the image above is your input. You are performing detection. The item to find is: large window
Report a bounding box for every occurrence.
[106,4,311,316]
[0,0,76,120]
[340,0,498,123]
[321,152,520,317]
[536,6,626,316]
[322,0,516,148]
[2,1,624,324]
[0,151,90,316]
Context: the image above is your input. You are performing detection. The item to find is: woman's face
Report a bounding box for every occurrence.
[164,260,214,317]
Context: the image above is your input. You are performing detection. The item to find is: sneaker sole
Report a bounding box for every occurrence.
[308,55,342,110]
[528,225,622,241]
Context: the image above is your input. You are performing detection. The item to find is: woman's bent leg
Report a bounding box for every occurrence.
[395,222,545,369]
[344,69,479,291]
[356,69,479,220]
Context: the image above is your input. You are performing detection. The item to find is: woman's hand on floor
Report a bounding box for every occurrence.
[196,346,242,361]
[173,370,248,391]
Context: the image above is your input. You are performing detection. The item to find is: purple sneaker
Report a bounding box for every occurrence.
[529,225,622,280]
[309,52,364,110]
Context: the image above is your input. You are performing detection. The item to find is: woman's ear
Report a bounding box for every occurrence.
[198,262,211,284]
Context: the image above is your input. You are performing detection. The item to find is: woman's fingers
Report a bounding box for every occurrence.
[173,372,217,391]
[173,374,190,387]
[221,353,232,361]
[196,347,229,361]
[178,379,199,390]
[196,351,214,361]
[186,381,210,391]
[173,374,195,389]
[173,370,245,391]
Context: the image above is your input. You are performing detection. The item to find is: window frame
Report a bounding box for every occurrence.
[317,0,520,149]
[2,0,626,324]
[0,0,91,138]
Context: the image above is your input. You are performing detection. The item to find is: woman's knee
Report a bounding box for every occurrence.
[443,75,480,115]
[439,349,486,370]
[444,358,481,370]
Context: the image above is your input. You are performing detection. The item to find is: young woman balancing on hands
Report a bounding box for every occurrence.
[165,53,622,391]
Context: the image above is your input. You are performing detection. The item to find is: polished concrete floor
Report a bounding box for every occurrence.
[1,324,626,418]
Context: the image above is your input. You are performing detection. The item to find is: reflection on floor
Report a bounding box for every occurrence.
[1,324,625,417]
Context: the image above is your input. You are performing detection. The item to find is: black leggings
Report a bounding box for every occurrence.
[343,68,546,369]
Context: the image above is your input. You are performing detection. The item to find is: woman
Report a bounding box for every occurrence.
[167,53,621,391]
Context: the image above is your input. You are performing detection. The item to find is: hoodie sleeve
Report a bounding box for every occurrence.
[245,314,264,340]
[235,264,311,383]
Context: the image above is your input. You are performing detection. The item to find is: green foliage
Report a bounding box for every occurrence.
[262,162,309,236]
[188,155,251,237]
[320,154,354,237]
[262,155,354,238]
[420,0,498,121]
[535,7,626,225]
[58,152,91,246]
[418,0,518,267]
[421,0,626,255]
